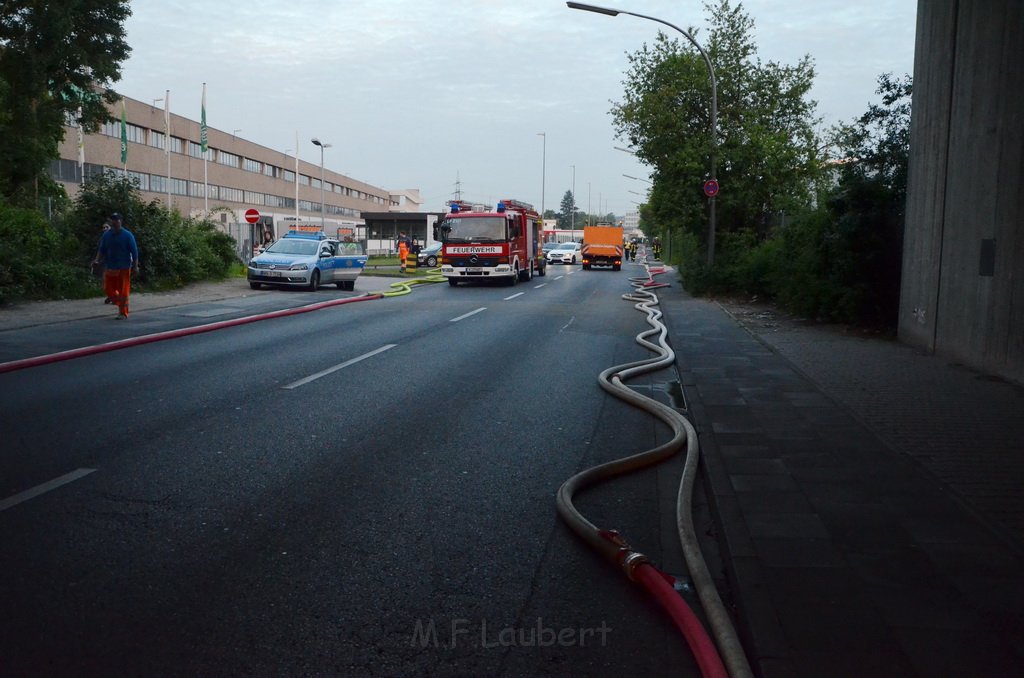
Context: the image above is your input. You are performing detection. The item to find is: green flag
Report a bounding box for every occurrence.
[120,101,128,165]
[200,83,208,153]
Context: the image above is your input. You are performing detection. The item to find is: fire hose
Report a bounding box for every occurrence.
[555,261,753,678]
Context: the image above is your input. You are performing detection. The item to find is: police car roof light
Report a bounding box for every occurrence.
[496,201,506,212]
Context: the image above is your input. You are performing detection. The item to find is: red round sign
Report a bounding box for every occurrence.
[703,179,720,198]
[244,208,261,224]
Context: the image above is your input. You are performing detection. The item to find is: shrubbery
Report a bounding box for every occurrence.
[0,171,240,305]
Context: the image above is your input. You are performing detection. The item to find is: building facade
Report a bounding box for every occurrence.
[52,94,419,254]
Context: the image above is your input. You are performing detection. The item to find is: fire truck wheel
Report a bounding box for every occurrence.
[506,267,518,286]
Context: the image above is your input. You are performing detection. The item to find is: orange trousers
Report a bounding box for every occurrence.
[104,268,132,317]
[399,244,408,267]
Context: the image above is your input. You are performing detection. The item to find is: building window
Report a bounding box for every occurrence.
[283,169,295,182]
[169,136,183,154]
[150,131,166,151]
[217,150,240,168]
[221,186,244,202]
[244,190,264,205]
[188,141,212,160]
[189,181,207,197]
[151,175,166,193]
[127,170,149,191]
[299,174,310,186]
[263,164,276,177]
[243,158,261,173]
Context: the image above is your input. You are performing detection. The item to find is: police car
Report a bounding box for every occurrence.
[247,227,367,291]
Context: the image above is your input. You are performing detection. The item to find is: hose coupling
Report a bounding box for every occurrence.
[622,551,651,582]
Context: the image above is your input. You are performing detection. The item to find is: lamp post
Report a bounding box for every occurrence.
[537,132,546,223]
[569,2,718,266]
[623,173,652,184]
[311,138,331,229]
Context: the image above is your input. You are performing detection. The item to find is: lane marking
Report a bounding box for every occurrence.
[504,292,525,300]
[554,275,565,280]
[0,468,96,513]
[283,344,397,389]
[561,316,576,332]
[533,283,547,288]
[450,307,487,323]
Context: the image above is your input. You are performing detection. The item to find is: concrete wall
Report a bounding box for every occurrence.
[900,0,1024,384]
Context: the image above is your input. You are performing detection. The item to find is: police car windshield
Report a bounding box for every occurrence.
[441,217,505,243]
[265,239,319,256]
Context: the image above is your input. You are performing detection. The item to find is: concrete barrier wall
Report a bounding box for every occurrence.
[900,0,1024,384]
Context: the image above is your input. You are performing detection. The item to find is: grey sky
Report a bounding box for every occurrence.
[116,1,917,216]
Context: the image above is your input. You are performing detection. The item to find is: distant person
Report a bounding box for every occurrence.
[92,212,139,319]
[398,231,410,271]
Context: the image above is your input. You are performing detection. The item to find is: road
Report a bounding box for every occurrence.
[0,265,711,676]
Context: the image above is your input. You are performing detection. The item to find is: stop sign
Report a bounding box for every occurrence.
[244,208,261,224]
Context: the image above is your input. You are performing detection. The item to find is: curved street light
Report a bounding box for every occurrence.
[568,2,718,266]
[311,138,332,229]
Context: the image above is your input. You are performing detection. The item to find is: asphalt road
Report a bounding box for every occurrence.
[0,265,710,676]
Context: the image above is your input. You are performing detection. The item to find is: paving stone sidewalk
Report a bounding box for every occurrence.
[718,298,1024,551]
[657,286,1024,677]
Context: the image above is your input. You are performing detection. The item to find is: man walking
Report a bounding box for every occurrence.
[93,212,139,319]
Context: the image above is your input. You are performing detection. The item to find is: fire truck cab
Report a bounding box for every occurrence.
[438,199,547,286]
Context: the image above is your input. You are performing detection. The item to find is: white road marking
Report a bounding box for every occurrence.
[283,344,397,389]
[450,307,487,322]
[0,468,96,512]
[504,292,525,300]
[554,275,565,280]
[533,283,547,288]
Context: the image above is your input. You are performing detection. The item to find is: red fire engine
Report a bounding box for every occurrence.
[438,199,547,286]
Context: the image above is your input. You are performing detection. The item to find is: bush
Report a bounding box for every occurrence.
[0,171,240,304]
[0,199,93,304]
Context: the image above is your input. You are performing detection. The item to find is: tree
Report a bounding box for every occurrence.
[557,190,577,230]
[0,1,132,207]
[611,1,821,256]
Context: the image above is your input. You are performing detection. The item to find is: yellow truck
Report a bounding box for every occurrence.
[581,224,624,271]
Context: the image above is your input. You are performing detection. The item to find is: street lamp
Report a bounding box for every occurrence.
[311,138,332,229]
[623,173,652,184]
[569,1,718,266]
[537,132,546,223]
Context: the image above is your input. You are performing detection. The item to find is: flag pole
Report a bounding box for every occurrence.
[201,83,209,215]
[164,90,171,208]
[294,130,299,220]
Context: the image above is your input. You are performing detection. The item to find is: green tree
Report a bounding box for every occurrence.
[611,0,821,262]
[557,190,577,230]
[0,1,131,207]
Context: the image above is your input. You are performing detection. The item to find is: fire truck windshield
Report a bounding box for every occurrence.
[440,216,506,243]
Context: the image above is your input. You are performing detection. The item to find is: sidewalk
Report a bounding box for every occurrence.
[657,285,1024,676]
[0,275,404,333]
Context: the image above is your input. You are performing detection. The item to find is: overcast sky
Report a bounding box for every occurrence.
[115,1,917,216]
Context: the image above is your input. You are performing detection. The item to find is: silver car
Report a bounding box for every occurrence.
[247,231,367,291]
[546,241,582,265]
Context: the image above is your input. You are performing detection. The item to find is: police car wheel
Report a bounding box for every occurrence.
[249,282,261,290]
[308,270,320,291]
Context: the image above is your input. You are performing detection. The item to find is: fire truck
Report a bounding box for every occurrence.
[438,199,547,286]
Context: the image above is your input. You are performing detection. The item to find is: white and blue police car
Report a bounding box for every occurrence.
[247,228,367,291]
